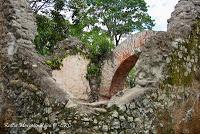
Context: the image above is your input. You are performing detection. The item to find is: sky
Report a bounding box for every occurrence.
[145,0,179,31]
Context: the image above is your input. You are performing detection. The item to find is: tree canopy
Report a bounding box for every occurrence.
[69,0,154,46]
[29,0,154,54]
[28,0,66,14]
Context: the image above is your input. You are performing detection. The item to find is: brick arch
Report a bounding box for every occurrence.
[100,31,156,98]
[109,55,138,97]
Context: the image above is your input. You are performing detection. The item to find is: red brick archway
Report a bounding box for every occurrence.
[109,55,138,97]
[100,31,156,99]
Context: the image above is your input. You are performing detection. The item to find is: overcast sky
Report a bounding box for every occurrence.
[145,0,179,31]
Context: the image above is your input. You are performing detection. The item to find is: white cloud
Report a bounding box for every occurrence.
[145,0,179,31]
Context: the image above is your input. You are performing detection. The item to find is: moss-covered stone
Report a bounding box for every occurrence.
[166,20,200,86]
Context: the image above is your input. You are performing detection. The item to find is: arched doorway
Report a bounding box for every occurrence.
[109,55,138,97]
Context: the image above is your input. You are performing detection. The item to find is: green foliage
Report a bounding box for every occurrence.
[126,68,136,88]
[84,30,114,61]
[69,0,154,46]
[83,29,114,83]
[33,0,153,55]
[29,0,66,14]
[68,0,97,27]
[33,0,69,55]
[45,57,63,70]
[86,63,101,78]
[34,14,69,55]
[54,0,65,11]
[32,0,154,56]
[34,15,53,55]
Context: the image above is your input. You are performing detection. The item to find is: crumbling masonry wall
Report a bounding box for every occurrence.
[100,0,200,98]
[0,0,200,133]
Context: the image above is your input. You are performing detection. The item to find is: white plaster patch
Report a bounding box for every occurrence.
[7,32,17,58]
[52,55,91,101]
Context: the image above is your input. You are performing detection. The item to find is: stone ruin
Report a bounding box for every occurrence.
[0,0,200,133]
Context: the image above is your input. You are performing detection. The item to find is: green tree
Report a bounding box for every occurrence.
[126,68,136,88]
[28,0,66,14]
[67,0,98,38]
[69,0,154,46]
[34,14,69,55]
[82,28,114,61]
[33,0,70,55]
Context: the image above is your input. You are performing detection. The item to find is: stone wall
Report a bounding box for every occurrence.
[1,76,199,133]
[167,0,200,37]
[0,0,36,56]
[0,0,70,103]
[0,0,70,131]
[0,0,200,133]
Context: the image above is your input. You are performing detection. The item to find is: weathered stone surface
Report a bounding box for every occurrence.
[52,55,91,100]
[0,0,71,130]
[134,31,174,88]
[57,37,83,50]
[0,0,70,104]
[0,0,200,133]
[108,87,149,107]
[167,0,200,37]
